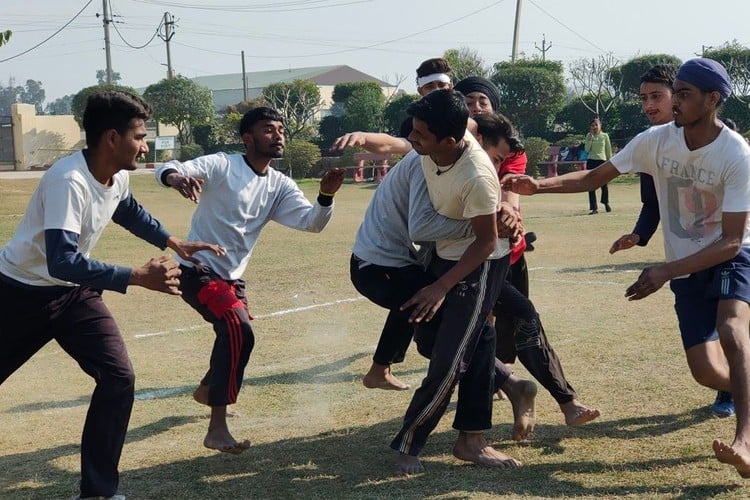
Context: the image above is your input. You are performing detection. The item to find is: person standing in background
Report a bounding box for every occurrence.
[584,117,613,214]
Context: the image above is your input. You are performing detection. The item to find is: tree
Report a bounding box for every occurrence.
[704,41,750,100]
[143,76,214,145]
[316,115,346,153]
[383,93,419,136]
[71,83,140,125]
[333,82,385,132]
[20,79,45,114]
[568,54,623,122]
[492,59,566,137]
[443,47,490,82]
[618,54,682,98]
[0,30,11,47]
[284,139,322,178]
[701,42,750,130]
[45,94,74,115]
[262,79,322,141]
[0,78,46,115]
[344,85,386,132]
[96,69,122,85]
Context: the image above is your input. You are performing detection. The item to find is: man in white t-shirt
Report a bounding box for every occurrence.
[0,91,223,499]
[502,58,750,477]
[155,107,345,456]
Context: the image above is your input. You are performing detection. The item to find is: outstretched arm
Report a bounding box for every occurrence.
[44,230,213,295]
[330,131,412,156]
[502,162,621,195]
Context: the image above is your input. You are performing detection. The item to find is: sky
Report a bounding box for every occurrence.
[3,0,750,104]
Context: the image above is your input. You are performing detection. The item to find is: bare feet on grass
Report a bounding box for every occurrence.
[452,432,522,469]
[193,383,240,417]
[395,453,424,475]
[204,406,250,455]
[363,363,410,391]
[503,377,537,441]
[713,439,750,478]
[560,399,601,427]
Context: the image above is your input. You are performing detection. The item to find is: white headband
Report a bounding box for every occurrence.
[416,73,451,88]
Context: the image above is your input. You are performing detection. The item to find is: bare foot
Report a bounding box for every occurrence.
[193,384,240,417]
[453,432,522,468]
[503,378,537,441]
[363,363,410,391]
[394,453,424,475]
[713,439,750,478]
[560,399,600,427]
[203,406,249,454]
[204,434,251,455]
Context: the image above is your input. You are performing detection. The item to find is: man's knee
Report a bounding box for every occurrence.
[717,318,750,354]
[685,345,727,389]
[514,317,542,352]
[99,363,136,397]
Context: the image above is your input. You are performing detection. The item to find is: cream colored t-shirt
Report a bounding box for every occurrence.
[421,133,509,261]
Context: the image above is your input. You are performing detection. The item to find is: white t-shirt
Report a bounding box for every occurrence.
[156,153,333,280]
[0,151,130,287]
[421,133,509,261]
[610,123,750,263]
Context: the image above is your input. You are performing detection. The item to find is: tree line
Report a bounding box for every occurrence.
[3,41,750,177]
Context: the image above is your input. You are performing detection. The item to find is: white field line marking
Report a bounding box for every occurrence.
[132,296,366,339]
[533,278,626,286]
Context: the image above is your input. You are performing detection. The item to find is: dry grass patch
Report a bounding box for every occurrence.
[0,174,748,499]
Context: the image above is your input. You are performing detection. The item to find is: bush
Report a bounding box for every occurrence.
[179,143,204,161]
[284,140,322,178]
[522,137,550,178]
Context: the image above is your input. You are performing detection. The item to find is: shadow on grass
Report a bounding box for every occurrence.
[0,415,202,499]
[521,407,713,456]
[2,408,742,499]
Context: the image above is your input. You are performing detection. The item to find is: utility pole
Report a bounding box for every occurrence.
[102,0,113,84]
[511,0,522,62]
[241,50,248,102]
[534,33,552,61]
[159,12,176,79]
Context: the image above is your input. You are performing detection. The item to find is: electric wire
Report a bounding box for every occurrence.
[0,0,95,63]
[108,0,163,49]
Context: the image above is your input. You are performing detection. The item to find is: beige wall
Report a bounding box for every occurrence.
[11,103,82,171]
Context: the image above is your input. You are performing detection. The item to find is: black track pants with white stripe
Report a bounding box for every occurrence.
[391,254,509,456]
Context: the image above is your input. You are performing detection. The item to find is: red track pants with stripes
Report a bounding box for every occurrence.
[179,265,254,406]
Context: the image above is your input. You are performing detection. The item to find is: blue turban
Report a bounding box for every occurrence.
[676,58,732,101]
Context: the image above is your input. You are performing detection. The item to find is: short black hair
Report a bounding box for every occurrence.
[83,91,152,148]
[474,113,524,153]
[239,106,284,136]
[415,58,452,79]
[407,89,468,142]
[640,64,677,88]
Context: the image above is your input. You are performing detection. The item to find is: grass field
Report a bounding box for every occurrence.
[0,172,748,499]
